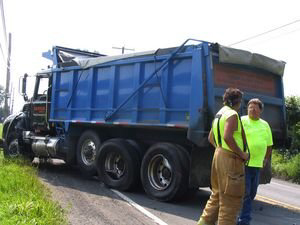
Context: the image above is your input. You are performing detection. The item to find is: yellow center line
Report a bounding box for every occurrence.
[256,195,300,212]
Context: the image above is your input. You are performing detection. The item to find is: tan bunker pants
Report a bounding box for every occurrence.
[198,148,245,225]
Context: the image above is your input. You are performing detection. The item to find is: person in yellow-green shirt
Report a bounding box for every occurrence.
[237,98,273,225]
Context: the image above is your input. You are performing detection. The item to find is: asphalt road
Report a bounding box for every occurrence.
[257,178,300,209]
[37,160,300,225]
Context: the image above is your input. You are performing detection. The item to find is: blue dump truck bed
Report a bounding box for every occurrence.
[49,39,286,147]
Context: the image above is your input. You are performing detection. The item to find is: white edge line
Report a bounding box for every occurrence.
[271,181,300,190]
[111,189,168,225]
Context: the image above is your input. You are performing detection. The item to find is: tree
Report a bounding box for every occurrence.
[285,96,300,154]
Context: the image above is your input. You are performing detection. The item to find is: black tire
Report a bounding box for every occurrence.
[141,143,189,202]
[126,139,145,161]
[96,139,140,191]
[175,144,190,172]
[65,135,77,166]
[175,144,197,195]
[4,133,34,162]
[76,130,101,176]
[4,136,20,158]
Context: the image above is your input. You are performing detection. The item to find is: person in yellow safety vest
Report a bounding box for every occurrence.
[198,87,249,225]
[237,98,273,225]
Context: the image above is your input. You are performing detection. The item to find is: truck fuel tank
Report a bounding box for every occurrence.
[24,131,63,157]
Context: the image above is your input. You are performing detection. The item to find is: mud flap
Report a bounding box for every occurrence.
[189,146,214,188]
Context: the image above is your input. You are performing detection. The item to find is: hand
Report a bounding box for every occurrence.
[263,158,269,167]
[240,152,250,161]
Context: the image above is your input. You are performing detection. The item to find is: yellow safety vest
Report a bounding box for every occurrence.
[212,106,243,152]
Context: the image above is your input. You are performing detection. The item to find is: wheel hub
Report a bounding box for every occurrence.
[81,140,96,166]
[148,154,172,190]
[8,139,20,157]
[161,167,171,180]
[105,153,125,179]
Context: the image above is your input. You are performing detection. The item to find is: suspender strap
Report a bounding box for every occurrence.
[215,114,222,147]
[214,113,248,152]
[213,110,250,163]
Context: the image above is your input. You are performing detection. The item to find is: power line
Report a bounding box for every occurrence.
[229,19,300,46]
[0,42,9,70]
[4,32,11,117]
[244,27,300,48]
[0,41,6,62]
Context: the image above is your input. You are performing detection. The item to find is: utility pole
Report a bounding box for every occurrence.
[112,46,135,54]
[10,86,14,114]
[0,0,7,67]
[0,0,7,47]
[4,32,11,117]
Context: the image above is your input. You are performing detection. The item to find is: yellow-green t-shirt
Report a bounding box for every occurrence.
[212,106,244,152]
[242,115,273,168]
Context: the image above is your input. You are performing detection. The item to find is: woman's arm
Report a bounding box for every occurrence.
[208,129,216,148]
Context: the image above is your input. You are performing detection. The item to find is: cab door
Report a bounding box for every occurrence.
[31,74,51,132]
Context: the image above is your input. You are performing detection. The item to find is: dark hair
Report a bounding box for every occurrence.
[247,98,264,111]
[223,88,243,107]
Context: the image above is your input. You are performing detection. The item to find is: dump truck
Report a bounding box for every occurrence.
[1,39,287,201]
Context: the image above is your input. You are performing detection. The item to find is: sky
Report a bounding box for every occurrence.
[1,0,300,112]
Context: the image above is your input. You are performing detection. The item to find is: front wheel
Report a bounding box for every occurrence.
[4,134,34,162]
[4,138,20,158]
[76,130,101,176]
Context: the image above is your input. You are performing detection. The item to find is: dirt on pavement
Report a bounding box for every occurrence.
[36,159,155,225]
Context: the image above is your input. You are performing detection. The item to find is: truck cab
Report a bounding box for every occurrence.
[30,73,51,133]
[2,46,104,160]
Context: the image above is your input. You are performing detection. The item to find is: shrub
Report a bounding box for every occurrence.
[272,150,300,183]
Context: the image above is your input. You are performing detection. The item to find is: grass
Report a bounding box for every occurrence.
[0,151,67,225]
[272,150,300,184]
[0,123,3,138]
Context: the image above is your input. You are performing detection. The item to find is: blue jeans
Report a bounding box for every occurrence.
[237,166,260,225]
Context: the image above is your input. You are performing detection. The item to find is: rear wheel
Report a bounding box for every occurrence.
[141,143,189,202]
[126,139,145,161]
[96,139,140,191]
[76,130,101,176]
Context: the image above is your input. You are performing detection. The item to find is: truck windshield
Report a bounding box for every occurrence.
[37,77,49,95]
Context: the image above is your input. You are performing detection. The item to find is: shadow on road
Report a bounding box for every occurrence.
[35,159,208,221]
[36,159,300,225]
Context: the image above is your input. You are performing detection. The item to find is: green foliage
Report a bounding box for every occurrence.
[286,96,300,125]
[285,96,300,155]
[0,153,67,225]
[272,150,300,183]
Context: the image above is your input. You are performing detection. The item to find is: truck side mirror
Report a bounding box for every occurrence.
[21,73,28,101]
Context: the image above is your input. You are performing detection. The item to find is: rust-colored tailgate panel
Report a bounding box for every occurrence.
[214,63,276,97]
